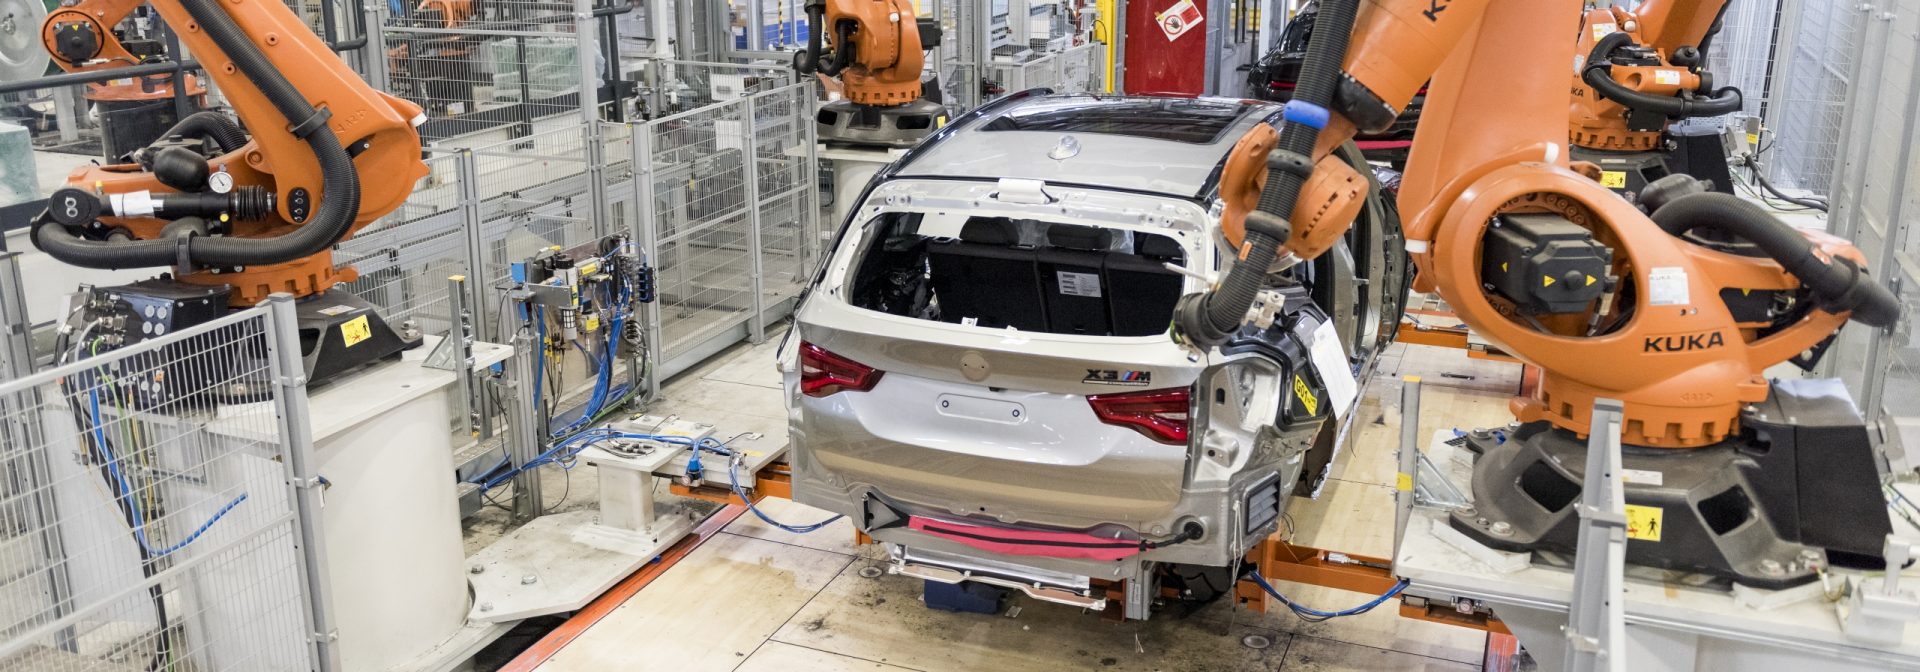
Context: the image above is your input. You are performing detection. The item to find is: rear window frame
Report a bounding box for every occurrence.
[816,182,1216,343]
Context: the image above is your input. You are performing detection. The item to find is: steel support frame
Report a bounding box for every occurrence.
[741,97,769,344]
[629,125,667,400]
[1563,399,1627,672]
[577,0,610,241]
[265,294,343,672]
[1822,4,1887,247]
[1394,376,1421,562]
[507,297,547,522]
[446,275,479,437]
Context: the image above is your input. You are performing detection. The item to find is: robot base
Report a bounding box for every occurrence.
[1450,382,1892,590]
[817,98,945,149]
[295,290,422,385]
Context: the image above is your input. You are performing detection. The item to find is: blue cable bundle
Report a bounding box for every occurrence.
[468,427,843,535]
[86,390,246,558]
[1248,570,1408,622]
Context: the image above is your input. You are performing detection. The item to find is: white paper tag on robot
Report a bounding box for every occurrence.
[1592,23,1617,41]
[1158,0,1203,41]
[1621,468,1664,487]
[1654,69,1682,86]
[1308,320,1357,419]
[1647,267,1691,306]
[1056,271,1103,298]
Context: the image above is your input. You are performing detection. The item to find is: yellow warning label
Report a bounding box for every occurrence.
[1292,374,1318,416]
[341,315,372,348]
[1625,504,1664,542]
[936,115,948,128]
[1543,275,1556,287]
[1395,473,1413,493]
[1600,171,1628,189]
[1746,132,1760,147]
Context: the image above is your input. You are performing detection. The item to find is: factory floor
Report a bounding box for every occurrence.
[494,325,1527,671]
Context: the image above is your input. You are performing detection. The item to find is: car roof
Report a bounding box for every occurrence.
[889,92,1279,200]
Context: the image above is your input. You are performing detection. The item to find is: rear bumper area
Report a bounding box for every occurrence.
[792,381,1191,530]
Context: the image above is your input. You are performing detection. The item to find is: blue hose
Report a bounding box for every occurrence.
[1248,570,1407,621]
[87,389,247,558]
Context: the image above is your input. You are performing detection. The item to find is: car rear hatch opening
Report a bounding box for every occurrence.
[794,212,1208,529]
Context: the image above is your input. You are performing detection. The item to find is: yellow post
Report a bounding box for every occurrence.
[1097,0,1118,92]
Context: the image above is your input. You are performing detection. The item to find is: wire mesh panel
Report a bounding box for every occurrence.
[637,60,796,118]
[1706,1,1865,195]
[988,44,1105,98]
[469,125,601,292]
[750,86,816,294]
[335,152,471,336]
[647,99,757,358]
[0,307,316,671]
[384,0,596,142]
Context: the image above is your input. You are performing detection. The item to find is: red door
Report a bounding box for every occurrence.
[1124,0,1209,95]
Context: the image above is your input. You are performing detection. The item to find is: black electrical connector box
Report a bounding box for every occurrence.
[79,279,240,407]
[1480,213,1615,316]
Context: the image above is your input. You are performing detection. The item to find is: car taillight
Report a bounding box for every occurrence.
[800,341,884,398]
[1087,387,1191,445]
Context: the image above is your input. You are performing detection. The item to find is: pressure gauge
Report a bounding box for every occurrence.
[208,171,234,194]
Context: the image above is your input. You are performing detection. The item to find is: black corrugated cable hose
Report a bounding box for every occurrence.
[160,111,250,154]
[33,0,362,270]
[1583,32,1742,119]
[1178,0,1363,346]
[1651,192,1900,327]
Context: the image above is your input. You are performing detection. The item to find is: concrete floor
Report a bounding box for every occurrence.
[488,324,1527,671]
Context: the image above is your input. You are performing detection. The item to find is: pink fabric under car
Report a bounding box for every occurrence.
[908,517,1142,562]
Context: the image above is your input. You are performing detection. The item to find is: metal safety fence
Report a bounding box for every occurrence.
[1814,3,1920,473]
[626,60,796,119]
[379,0,610,144]
[333,80,819,400]
[1705,0,1865,195]
[0,297,336,671]
[986,44,1107,98]
[628,81,819,388]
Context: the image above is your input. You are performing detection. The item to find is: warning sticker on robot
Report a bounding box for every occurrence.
[1646,267,1691,306]
[1625,504,1664,542]
[1158,0,1203,41]
[341,315,373,348]
[1057,271,1103,298]
[1621,469,1665,487]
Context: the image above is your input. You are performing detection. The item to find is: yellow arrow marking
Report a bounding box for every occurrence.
[1586,275,1597,287]
[1543,275,1556,287]
[1501,262,1508,273]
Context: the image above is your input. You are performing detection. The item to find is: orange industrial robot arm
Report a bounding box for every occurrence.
[795,0,926,106]
[1570,0,1740,152]
[1189,0,1901,448]
[32,0,428,305]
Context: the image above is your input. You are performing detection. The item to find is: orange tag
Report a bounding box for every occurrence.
[1238,242,1253,261]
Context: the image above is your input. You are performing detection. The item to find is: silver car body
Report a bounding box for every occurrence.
[778,93,1373,616]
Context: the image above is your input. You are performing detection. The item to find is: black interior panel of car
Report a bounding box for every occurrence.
[926,218,1050,331]
[1037,224,1115,335]
[859,215,1187,338]
[1104,235,1186,337]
